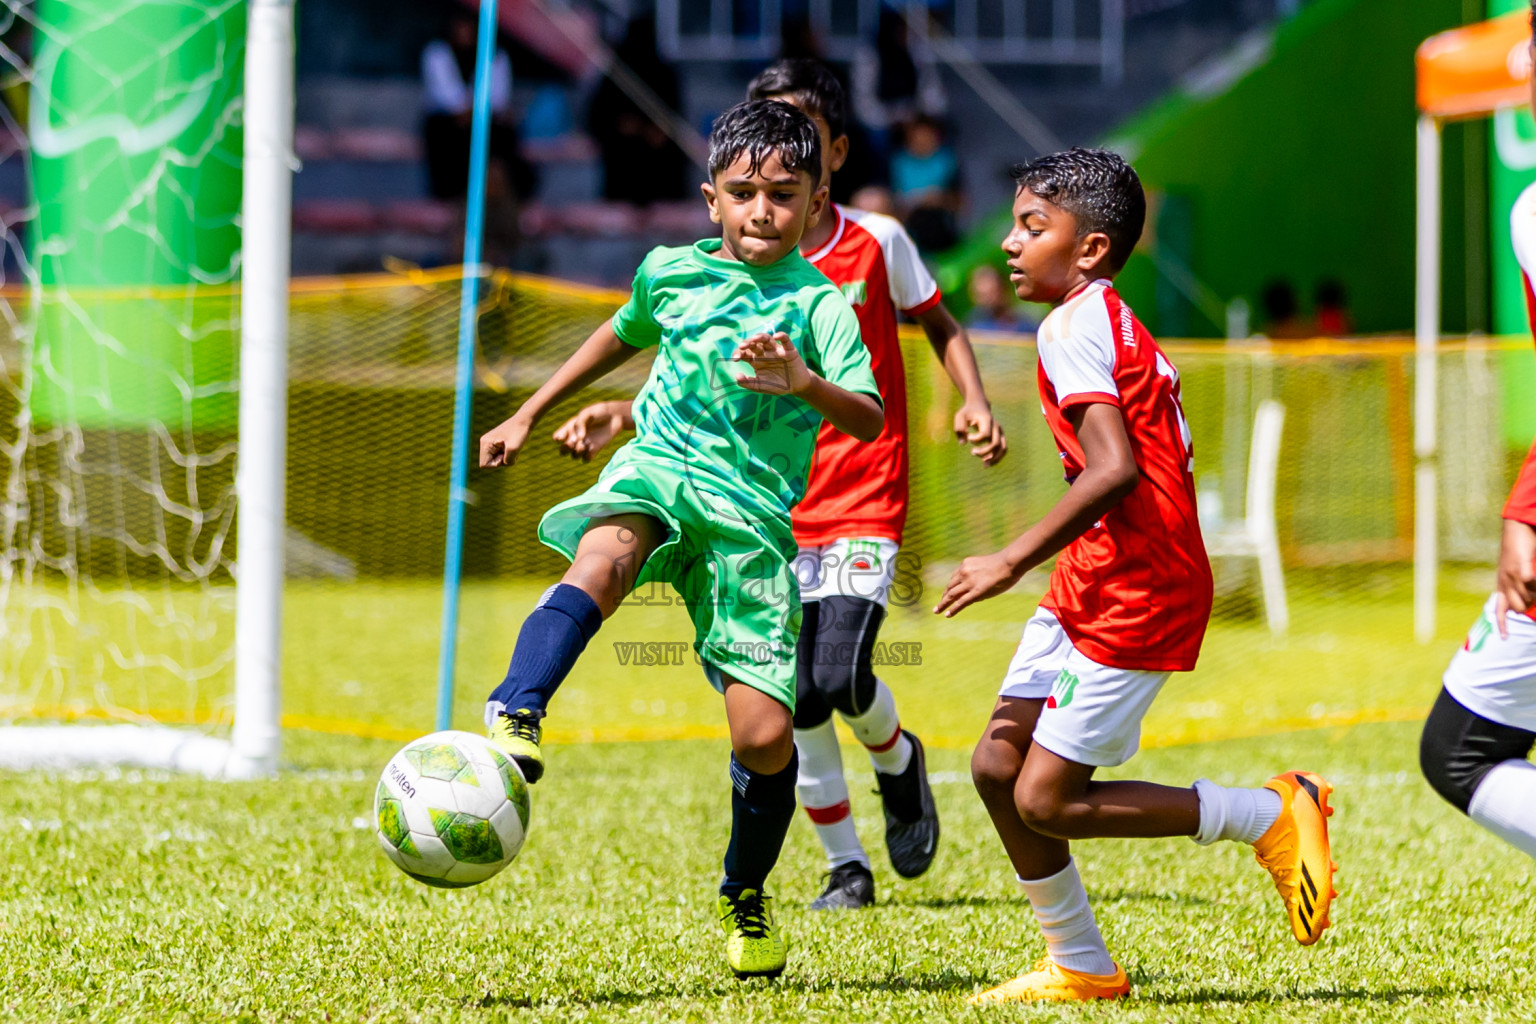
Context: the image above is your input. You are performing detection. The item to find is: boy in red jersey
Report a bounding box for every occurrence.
[555,59,1007,910]
[1418,5,1536,863]
[941,149,1336,1004]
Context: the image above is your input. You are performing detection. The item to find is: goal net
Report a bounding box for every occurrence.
[0,0,259,773]
[2,259,1521,765]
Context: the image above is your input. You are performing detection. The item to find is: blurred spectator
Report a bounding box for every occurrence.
[420,12,536,203]
[890,115,960,252]
[588,17,690,206]
[829,118,883,202]
[851,8,946,159]
[849,184,896,217]
[1260,279,1309,339]
[967,264,1037,332]
[1312,278,1353,336]
[768,29,882,201]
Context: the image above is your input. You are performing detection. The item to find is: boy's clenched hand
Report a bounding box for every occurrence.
[480,416,531,468]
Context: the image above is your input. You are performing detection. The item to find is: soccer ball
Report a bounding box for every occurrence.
[373,730,530,888]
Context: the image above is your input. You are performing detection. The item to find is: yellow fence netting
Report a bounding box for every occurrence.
[1,268,1526,750]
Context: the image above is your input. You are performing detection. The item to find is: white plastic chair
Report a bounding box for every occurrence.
[1204,400,1288,635]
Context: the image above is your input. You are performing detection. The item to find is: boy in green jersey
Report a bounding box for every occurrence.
[477,100,883,979]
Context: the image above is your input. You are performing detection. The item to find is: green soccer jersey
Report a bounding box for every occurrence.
[610,239,879,523]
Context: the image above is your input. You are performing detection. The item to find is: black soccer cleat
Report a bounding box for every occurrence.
[874,730,939,879]
[809,861,876,911]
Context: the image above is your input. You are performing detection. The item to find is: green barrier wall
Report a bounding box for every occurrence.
[938,0,1476,339]
[29,0,245,429]
[1486,0,1536,444]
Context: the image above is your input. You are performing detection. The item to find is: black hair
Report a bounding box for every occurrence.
[1010,147,1146,273]
[707,99,822,182]
[747,59,848,140]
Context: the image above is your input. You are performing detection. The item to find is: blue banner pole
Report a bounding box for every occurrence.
[436,0,500,732]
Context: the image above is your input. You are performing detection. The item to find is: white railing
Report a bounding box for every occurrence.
[656,0,1124,82]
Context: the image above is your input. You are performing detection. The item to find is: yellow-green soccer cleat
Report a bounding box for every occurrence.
[717,889,787,979]
[488,709,545,784]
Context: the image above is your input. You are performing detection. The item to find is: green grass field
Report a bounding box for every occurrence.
[7,561,1487,744]
[5,569,1529,1022]
[5,721,1536,1023]
[279,567,1486,748]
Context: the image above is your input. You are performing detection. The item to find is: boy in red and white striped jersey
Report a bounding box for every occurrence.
[944,149,1336,1004]
[1419,5,1536,865]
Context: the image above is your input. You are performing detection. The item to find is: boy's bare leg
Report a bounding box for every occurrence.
[562,513,666,616]
[1014,743,1200,841]
[486,513,666,780]
[724,678,795,775]
[970,697,1119,981]
[971,697,1071,878]
[976,697,1204,850]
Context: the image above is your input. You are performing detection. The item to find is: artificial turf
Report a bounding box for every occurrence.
[4,718,1534,1023]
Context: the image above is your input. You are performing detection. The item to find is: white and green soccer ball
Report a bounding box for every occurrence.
[374,730,530,888]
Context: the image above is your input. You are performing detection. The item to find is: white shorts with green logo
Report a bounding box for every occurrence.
[998,607,1171,767]
[1443,593,1536,734]
[793,537,901,606]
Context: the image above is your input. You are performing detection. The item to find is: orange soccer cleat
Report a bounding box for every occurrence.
[1253,770,1337,945]
[967,958,1130,1005]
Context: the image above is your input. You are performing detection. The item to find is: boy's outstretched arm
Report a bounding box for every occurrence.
[479,318,639,467]
[934,401,1137,617]
[914,303,1007,466]
[734,331,884,441]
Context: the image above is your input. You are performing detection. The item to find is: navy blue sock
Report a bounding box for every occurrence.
[720,749,799,896]
[484,583,603,723]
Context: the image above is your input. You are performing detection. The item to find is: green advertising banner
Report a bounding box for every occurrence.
[1489,0,1536,444]
[29,0,245,428]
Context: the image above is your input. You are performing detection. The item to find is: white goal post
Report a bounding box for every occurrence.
[230,0,295,778]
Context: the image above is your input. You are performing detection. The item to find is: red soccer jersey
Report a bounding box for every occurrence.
[793,204,943,546]
[1035,280,1213,672]
[1506,182,1536,527]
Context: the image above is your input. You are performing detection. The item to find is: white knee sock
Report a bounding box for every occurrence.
[794,720,869,869]
[842,679,912,775]
[1192,779,1283,846]
[1018,859,1116,976]
[1469,760,1536,860]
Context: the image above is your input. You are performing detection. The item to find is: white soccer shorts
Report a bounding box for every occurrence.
[997,607,1171,767]
[1443,593,1536,734]
[793,537,901,607]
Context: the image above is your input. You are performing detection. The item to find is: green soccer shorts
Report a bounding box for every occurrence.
[538,443,802,709]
